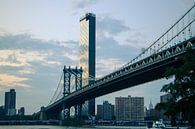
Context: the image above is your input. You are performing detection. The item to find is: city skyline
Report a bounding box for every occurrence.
[0,0,194,114]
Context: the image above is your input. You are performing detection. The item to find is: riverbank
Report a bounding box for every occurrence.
[0,120,59,125]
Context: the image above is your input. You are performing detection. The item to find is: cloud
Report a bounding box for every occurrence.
[18,69,35,75]
[179,0,194,9]
[72,0,98,10]
[0,33,78,51]
[70,0,99,15]
[64,51,78,62]
[0,27,8,35]
[124,31,149,49]
[97,16,130,36]
[0,74,31,88]
[0,49,61,67]
[96,58,124,77]
[0,33,79,65]
[97,35,139,60]
[97,15,148,50]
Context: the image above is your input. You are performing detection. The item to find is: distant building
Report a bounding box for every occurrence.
[146,95,173,121]
[0,105,5,116]
[146,108,163,120]
[97,105,103,119]
[102,101,114,120]
[18,107,25,116]
[97,101,114,120]
[149,101,153,110]
[115,96,131,121]
[160,94,172,103]
[146,101,156,118]
[131,97,144,120]
[145,101,163,120]
[147,101,155,117]
[115,96,144,121]
[79,13,96,116]
[4,89,16,116]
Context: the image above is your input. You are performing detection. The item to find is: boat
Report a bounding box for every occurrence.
[152,120,166,128]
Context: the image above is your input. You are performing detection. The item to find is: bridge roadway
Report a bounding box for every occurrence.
[43,37,195,115]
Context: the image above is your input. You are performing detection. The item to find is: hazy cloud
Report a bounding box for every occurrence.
[97,15,148,50]
[97,35,139,60]
[178,0,194,9]
[0,74,31,89]
[125,31,149,49]
[0,49,62,67]
[97,16,130,36]
[72,0,98,10]
[18,69,35,75]
[0,34,78,51]
[96,58,124,77]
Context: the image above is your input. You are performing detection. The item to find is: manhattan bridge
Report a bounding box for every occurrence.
[36,4,195,120]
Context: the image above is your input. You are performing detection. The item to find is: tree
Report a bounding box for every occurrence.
[155,48,195,127]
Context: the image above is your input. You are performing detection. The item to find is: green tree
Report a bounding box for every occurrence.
[155,48,195,127]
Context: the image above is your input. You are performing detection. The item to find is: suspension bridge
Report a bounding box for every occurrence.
[36,4,195,120]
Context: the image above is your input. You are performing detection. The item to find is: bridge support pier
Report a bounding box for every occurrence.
[61,103,70,120]
[75,104,82,118]
[39,106,47,120]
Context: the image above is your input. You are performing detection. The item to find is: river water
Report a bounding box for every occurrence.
[0,126,147,129]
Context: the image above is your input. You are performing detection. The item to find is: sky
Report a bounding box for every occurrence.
[0,0,194,114]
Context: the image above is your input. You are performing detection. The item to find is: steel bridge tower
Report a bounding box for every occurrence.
[62,66,83,118]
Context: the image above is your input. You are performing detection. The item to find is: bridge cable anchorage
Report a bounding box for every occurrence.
[118,4,195,71]
[48,72,63,105]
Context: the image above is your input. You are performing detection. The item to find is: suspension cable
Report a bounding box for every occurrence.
[120,4,195,69]
[48,72,63,105]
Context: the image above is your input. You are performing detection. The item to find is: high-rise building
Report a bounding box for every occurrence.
[97,101,114,120]
[115,96,131,121]
[5,92,10,113]
[4,89,16,116]
[115,96,144,121]
[97,105,103,119]
[131,97,144,120]
[0,105,5,116]
[79,13,96,116]
[102,101,114,120]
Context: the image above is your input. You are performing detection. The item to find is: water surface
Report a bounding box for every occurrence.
[0,125,147,129]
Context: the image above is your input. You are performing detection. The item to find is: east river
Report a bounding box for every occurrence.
[0,126,147,129]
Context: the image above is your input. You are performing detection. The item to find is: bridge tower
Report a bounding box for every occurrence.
[62,66,83,119]
[39,106,47,120]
